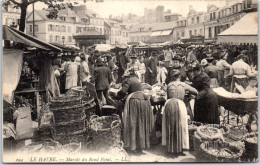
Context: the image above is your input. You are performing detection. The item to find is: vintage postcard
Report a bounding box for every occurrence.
[2,0,258,163]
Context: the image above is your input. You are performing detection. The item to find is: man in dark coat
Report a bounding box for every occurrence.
[94,58,112,106]
[116,51,129,83]
[146,52,158,85]
[189,63,220,124]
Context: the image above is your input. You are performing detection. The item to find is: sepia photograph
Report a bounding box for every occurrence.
[2,0,258,163]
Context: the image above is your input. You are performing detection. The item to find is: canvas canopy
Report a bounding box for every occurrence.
[3,25,61,51]
[217,12,258,45]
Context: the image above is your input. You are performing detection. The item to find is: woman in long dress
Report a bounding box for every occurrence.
[117,69,154,153]
[162,70,198,155]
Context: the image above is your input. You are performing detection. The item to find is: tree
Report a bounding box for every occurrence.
[3,0,104,32]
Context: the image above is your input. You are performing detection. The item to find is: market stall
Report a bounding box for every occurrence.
[217,12,258,45]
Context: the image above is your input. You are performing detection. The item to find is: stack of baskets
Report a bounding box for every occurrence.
[89,114,122,150]
[83,98,96,121]
[50,95,87,145]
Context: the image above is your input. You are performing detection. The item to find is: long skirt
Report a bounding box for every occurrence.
[123,92,154,151]
[162,99,189,153]
[194,89,220,124]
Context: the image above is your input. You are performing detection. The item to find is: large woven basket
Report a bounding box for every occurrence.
[53,129,87,145]
[89,114,122,150]
[200,139,244,162]
[51,105,85,124]
[53,115,86,135]
[37,126,54,140]
[50,95,82,109]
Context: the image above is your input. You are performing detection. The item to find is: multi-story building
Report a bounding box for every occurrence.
[186,9,205,39]
[26,5,108,47]
[2,3,21,29]
[164,13,182,22]
[204,0,258,42]
[26,9,79,46]
[104,20,130,46]
[143,6,165,23]
[174,17,187,41]
[128,21,177,44]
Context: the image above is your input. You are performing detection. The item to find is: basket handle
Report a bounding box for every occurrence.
[89,115,99,123]
[111,120,120,129]
[111,114,121,121]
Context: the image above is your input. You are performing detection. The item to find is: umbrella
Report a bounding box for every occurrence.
[95,44,115,52]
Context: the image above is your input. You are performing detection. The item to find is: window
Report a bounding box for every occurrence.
[189,30,192,36]
[200,29,202,35]
[177,32,180,39]
[34,25,38,32]
[213,12,216,19]
[194,30,197,36]
[210,13,212,20]
[68,26,71,33]
[192,18,194,24]
[56,36,60,42]
[61,26,66,32]
[29,25,38,32]
[209,27,212,38]
[55,25,60,32]
[100,28,102,34]
[181,31,185,37]
[49,35,53,42]
[68,36,72,42]
[197,16,199,23]
[29,25,33,32]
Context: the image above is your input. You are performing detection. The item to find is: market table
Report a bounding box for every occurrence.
[213,88,258,133]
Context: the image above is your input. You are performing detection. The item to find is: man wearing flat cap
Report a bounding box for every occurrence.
[146,52,158,85]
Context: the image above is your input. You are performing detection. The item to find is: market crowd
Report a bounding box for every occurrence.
[52,43,258,155]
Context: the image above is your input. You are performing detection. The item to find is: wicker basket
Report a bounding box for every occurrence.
[204,124,230,137]
[89,114,122,150]
[188,121,203,151]
[53,115,86,135]
[243,132,258,160]
[51,105,85,124]
[196,126,224,141]
[50,95,82,109]
[200,139,244,162]
[53,129,87,145]
[37,126,54,141]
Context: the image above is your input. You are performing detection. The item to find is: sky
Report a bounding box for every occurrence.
[30,0,230,18]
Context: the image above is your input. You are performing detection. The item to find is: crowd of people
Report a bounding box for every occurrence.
[52,43,258,156]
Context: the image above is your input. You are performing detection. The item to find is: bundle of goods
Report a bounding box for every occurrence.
[200,139,244,162]
[188,121,203,150]
[193,125,224,159]
[49,95,86,145]
[17,139,81,155]
[142,83,153,98]
[151,84,167,103]
[242,132,258,161]
[89,114,121,150]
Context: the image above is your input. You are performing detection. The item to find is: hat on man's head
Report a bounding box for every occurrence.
[241,50,248,54]
[219,51,226,58]
[172,54,182,61]
[96,58,104,66]
[129,54,138,59]
[206,56,214,63]
[201,59,208,66]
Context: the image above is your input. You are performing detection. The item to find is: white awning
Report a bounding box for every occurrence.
[217,12,258,45]
[160,30,173,36]
[150,31,162,36]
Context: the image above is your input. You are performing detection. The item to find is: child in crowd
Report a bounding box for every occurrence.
[157,61,168,85]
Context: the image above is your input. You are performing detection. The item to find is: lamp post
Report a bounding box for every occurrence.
[62,36,65,47]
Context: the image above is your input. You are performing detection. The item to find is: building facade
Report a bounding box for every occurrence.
[204,0,258,42]
[186,10,205,39]
[174,18,187,41]
[2,3,21,29]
